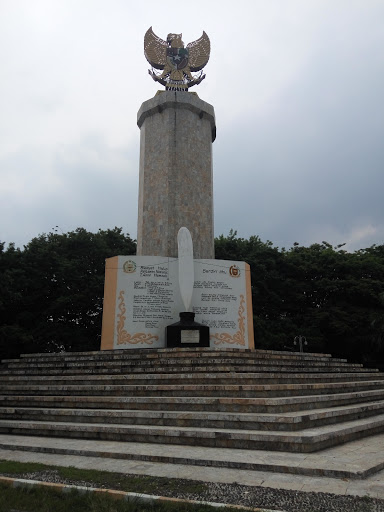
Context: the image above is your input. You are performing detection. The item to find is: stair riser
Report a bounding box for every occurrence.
[2,404,384,431]
[1,374,382,386]
[9,356,344,366]
[10,348,347,363]
[2,385,384,398]
[1,423,384,452]
[3,359,362,371]
[1,394,383,413]
[0,366,374,377]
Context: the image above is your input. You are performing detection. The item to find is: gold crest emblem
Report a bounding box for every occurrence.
[229,265,240,278]
[144,27,210,91]
[123,260,136,273]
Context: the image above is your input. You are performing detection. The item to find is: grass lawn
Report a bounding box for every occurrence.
[0,459,206,495]
[0,459,251,512]
[0,482,247,512]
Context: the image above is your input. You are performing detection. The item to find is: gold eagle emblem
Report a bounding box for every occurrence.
[144,27,210,91]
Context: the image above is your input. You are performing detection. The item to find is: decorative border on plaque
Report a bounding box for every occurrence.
[116,291,158,345]
[211,295,246,346]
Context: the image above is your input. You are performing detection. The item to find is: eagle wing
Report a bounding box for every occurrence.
[186,31,210,72]
[144,27,167,70]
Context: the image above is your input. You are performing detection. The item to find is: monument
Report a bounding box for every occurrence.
[137,28,215,259]
[100,28,254,351]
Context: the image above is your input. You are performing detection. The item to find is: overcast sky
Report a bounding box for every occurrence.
[1,0,383,252]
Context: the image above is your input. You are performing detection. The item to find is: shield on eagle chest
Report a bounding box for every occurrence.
[166,47,189,70]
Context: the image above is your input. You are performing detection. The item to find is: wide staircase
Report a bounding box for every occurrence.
[1,347,384,456]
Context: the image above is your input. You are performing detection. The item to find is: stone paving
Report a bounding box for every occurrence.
[0,433,383,499]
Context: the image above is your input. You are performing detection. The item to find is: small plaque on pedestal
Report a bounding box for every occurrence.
[166,312,209,348]
[181,330,200,344]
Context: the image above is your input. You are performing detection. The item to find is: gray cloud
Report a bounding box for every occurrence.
[1,1,383,252]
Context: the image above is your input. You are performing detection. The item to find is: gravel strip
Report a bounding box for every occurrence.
[2,469,384,512]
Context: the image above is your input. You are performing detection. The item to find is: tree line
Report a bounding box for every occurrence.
[1,227,383,364]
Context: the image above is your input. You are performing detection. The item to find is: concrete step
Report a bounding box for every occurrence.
[2,432,384,479]
[1,372,383,386]
[2,388,384,413]
[14,347,338,361]
[1,412,384,452]
[7,354,348,365]
[1,347,382,456]
[1,400,384,431]
[2,380,384,398]
[3,356,343,368]
[0,364,374,377]
[3,357,363,370]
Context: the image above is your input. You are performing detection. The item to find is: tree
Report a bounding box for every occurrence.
[0,228,136,360]
[215,233,384,362]
[0,242,33,360]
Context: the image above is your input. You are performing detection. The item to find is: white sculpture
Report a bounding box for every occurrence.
[177,227,194,312]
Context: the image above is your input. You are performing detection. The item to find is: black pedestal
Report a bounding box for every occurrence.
[166,312,210,348]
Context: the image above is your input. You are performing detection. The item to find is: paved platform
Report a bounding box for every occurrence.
[0,433,384,499]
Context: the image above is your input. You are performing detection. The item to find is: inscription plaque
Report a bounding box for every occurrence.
[181,330,200,343]
[101,256,254,350]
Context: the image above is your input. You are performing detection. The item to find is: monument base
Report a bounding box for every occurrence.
[166,312,210,348]
[100,255,254,351]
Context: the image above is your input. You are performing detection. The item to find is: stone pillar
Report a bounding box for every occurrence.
[136,91,216,259]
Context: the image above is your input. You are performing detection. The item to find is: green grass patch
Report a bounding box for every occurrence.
[0,482,243,512]
[0,459,206,496]
[0,459,48,474]
[56,466,206,494]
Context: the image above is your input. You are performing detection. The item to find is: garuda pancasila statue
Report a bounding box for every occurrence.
[144,27,210,91]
